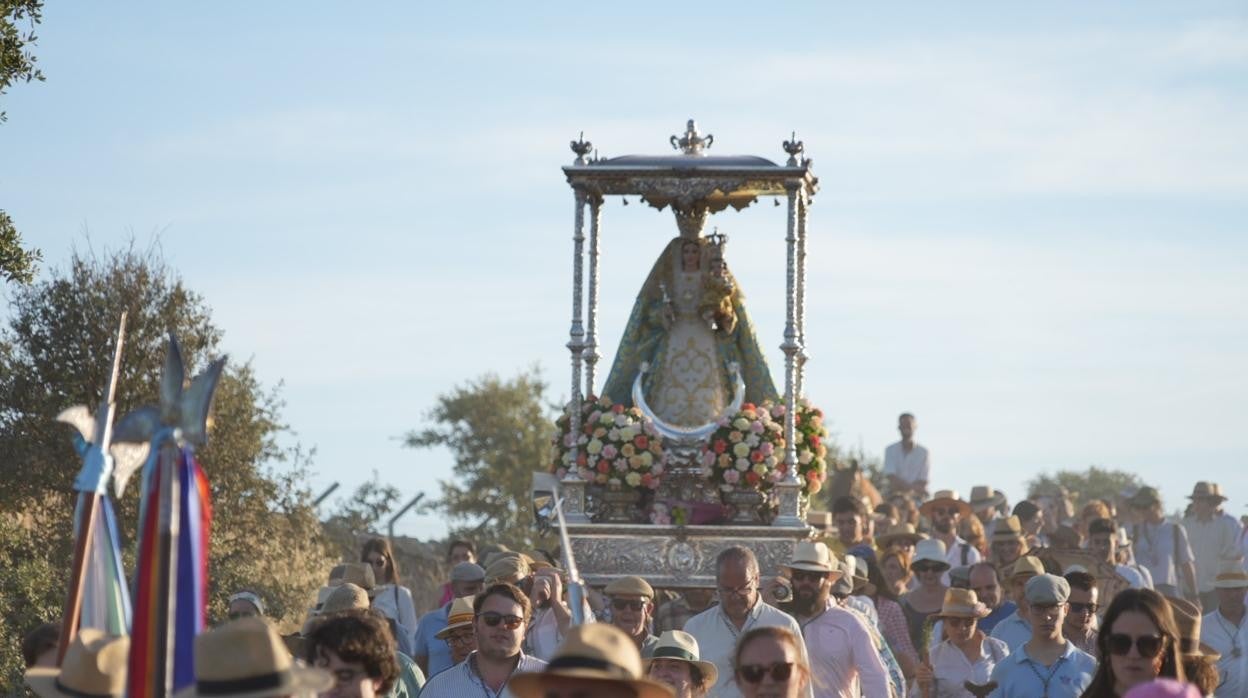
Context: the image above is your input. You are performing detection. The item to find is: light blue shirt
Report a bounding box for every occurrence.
[412,603,452,677]
[989,610,1032,652]
[988,640,1096,698]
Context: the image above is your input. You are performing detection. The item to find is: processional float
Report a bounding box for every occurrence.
[544,120,822,589]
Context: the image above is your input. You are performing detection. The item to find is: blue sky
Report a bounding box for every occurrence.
[3,2,1246,537]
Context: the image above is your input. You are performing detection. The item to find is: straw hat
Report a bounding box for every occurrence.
[174,617,332,698]
[784,541,841,577]
[970,486,1007,511]
[876,522,925,549]
[320,583,369,615]
[509,624,675,698]
[1188,482,1227,502]
[1213,559,1248,589]
[844,554,874,595]
[920,490,973,520]
[25,629,128,698]
[435,596,476,640]
[991,516,1026,543]
[1166,597,1219,660]
[935,588,990,619]
[642,630,718,687]
[484,555,531,585]
[1008,555,1046,581]
[1128,486,1162,508]
[340,562,376,593]
[911,539,950,569]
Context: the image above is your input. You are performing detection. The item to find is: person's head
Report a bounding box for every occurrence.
[715,546,759,623]
[1050,525,1082,550]
[360,538,399,585]
[910,539,951,591]
[784,541,838,616]
[968,562,1002,610]
[178,616,332,697]
[876,522,923,556]
[604,576,656,641]
[1187,482,1226,520]
[1079,501,1112,535]
[21,623,58,669]
[680,240,700,271]
[937,588,989,645]
[1086,589,1185,697]
[473,582,531,661]
[1167,596,1219,696]
[1063,571,1099,635]
[450,561,486,598]
[880,547,913,594]
[434,596,477,664]
[683,587,715,611]
[226,590,265,622]
[897,413,916,441]
[24,628,129,698]
[1213,559,1248,613]
[1012,501,1044,536]
[645,631,717,698]
[832,496,867,545]
[923,491,969,535]
[510,624,674,698]
[1025,574,1071,642]
[446,539,476,566]
[959,515,986,556]
[306,611,397,698]
[1129,488,1165,523]
[733,626,809,698]
[1088,518,1120,564]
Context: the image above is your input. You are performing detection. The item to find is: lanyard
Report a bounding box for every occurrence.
[1215,612,1244,658]
[721,606,757,640]
[469,654,519,698]
[1024,655,1066,698]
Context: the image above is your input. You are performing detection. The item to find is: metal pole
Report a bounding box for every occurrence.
[312,482,340,507]
[795,190,809,399]
[387,493,425,541]
[773,183,804,527]
[584,194,603,395]
[561,189,591,523]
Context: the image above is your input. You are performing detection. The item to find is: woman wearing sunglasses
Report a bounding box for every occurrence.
[913,588,1009,697]
[733,626,810,698]
[901,539,951,651]
[1081,589,1186,697]
[361,538,418,654]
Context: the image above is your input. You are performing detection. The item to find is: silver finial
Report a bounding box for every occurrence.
[670,119,714,155]
[783,131,804,166]
[570,131,593,165]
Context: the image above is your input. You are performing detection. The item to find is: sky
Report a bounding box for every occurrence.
[2,2,1246,538]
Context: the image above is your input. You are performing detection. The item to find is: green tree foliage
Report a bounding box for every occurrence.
[0,210,40,284]
[0,0,43,123]
[1027,466,1147,508]
[0,244,334,688]
[402,369,555,551]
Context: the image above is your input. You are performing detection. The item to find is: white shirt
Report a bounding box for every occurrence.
[1201,608,1248,697]
[802,600,890,698]
[939,536,982,586]
[910,637,1009,698]
[418,651,546,698]
[1132,520,1195,590]
[684,600,811,698]
[371,584,419,653]
[883,441,930,487]
[1185,513,1243,593]
[523,600,594,661]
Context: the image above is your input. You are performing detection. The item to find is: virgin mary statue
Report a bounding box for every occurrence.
[601,235,778,430]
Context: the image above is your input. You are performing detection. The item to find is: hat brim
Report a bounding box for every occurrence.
[171,666,333,698]
[643,656,719,687]
[970,493,1007,510]
[1213,578,1248,589]
[936,605,991,620]
[1188,493,1228,502]
[784,561,840,575]
[509,670,675,698]
[920,499,973,520]
[435,619,473,640]
[876,533,924,548]
[24,670,118,698]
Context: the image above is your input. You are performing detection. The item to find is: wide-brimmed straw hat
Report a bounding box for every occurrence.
[1128,486,1162,508]
[435,596,476,640]
[784,541,842,578]
[1188,482,1227,502]
[1166,597,1220,660]
[970,486,1007,511]
[991,515,1027,543]
[485,555,531,585]
[320,583,369,615]
[642,630,718,687]
[920,490,973,520]
[1213,559,1248,589]
[935,588,990,619]
[173,617,332,698]
[876,523,926,549]
[25,629,128,698]
[1008,555,1046,581]
[911,539,950,570]
[509,624,674,698]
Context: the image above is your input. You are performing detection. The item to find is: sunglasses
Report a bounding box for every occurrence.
[912,563,945,574]
[738,662,793,684]
[611,599,646,612]
[791,570,827,584]
[1107,633,1164,658]
[478,612,524,630]
[227,611,257,621]
[1069,602,1099,615]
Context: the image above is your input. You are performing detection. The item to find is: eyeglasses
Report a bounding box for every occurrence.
[932,507,959,516]
[1029,603,1061,618]
[738,662,794,684]
[912,563,945,574]
[446,632,475,647]
[611,599,646,612]
[791,570,827,584]
[945,617,976,628]
[1069,602,1099,615]
[227,611,257,621]
[478,612,524,629]
[718,580,758,598]
[1106,633,1165,658]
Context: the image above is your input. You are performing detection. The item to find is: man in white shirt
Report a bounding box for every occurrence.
[883,413,929,497]
[1200,561,1248,697]
[1184,482,1243,609]
[1127,487,1197,600]
[920,490,982,584]
[683,545,810,698]
[1086,518,1153,589]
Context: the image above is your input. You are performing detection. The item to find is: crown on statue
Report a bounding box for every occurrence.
[707,229,728,251]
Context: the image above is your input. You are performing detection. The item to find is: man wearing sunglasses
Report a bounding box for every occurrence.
[683,546,808,698]
[988,574,1097,697]
[1062,571,1100,657]
[604,576,661,657]
[419,582,547,698]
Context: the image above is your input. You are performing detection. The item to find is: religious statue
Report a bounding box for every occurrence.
[601,233,779,433]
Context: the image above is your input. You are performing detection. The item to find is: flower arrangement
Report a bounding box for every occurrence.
[701,402,786,492]
[550,395,665,491]
[793,399,829,497]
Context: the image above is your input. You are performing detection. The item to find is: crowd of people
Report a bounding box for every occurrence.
[20,415,1248,698]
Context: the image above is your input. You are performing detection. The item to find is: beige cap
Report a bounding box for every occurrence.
[604,576,655,599]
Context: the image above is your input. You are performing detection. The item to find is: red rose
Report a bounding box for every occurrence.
[641,473,655,488]
[809,435,821,449]
[745,471,761,486]
[713,439,728,454]
[750,450,764,463]
[634,435,649,449]
[597,461,610,474]
[741,402,756,412]
[576,453,588,467]
[612,404,625,414]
